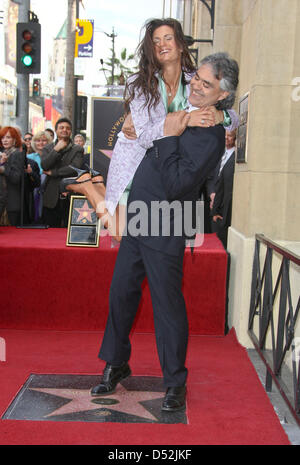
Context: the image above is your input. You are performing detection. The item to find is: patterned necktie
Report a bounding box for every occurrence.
[218,151,228,175]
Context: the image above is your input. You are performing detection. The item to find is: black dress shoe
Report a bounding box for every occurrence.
[91,362,131,396]
[161,386,186,412]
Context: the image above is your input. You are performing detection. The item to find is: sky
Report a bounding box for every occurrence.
[29,0,179,91]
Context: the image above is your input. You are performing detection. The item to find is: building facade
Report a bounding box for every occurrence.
[181,0,300,347]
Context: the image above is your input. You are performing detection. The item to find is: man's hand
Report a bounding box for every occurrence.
[213,214,223,222]
[43,170,52,176]
[210,192,215,210]
[54,139,68,152]
[163,111,190,137]
[122,113,137,140]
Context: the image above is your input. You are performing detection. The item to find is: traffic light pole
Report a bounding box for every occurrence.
[73,0,80,136]
[16,0,30,135]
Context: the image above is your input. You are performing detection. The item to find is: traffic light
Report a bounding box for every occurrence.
[32,78,41,97]
[16,22,41,74]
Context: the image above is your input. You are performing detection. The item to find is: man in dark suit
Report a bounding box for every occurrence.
[41,117,84,227]
[211,129,236,248]
[91,53,239,412]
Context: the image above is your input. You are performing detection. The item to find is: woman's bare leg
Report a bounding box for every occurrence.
[103,204,126,242]
[65,174,125,242]
[91,175,125,241]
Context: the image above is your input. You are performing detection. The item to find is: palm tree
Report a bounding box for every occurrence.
[103,48,137,85]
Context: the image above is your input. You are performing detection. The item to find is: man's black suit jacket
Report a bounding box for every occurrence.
[211,151,235,230]
[127,124,225,256]
[41,142,84,209]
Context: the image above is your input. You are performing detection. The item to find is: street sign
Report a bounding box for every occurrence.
[75,19,94,58]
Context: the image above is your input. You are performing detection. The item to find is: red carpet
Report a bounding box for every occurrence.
[0,227,290,445]
[0,328,289,445]
[0,228,228,335]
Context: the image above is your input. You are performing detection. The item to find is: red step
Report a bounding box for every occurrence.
[0,228,228,335]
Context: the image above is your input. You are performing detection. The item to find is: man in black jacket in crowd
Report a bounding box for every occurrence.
[41,117,84,227]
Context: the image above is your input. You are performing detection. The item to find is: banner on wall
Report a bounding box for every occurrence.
[0,78,17,125]
[5,1,18,67]
[91,97,125,182]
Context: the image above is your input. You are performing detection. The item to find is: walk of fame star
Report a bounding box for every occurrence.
[2,375,187,424]
[30,385,163,422]
[74,200,94,223]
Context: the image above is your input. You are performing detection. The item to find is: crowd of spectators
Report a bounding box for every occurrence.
[0,117,236,248]
[0,118,88,228]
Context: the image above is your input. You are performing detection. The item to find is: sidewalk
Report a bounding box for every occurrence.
[247,349,300,445]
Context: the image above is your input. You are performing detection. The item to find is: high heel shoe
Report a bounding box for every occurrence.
[90,168,105,184]
[60,166,91,193]
[69,165,89,177]
[81,165,105,184]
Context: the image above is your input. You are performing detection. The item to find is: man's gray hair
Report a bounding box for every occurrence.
[200,52,239,110]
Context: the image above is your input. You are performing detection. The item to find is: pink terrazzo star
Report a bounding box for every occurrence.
[30,385,164,422]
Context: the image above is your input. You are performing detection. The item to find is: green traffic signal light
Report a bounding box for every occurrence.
[22,55,33,67]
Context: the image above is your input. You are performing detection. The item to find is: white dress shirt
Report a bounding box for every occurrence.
[218,147,235,175]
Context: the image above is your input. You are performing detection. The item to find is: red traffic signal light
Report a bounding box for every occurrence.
[32,78,41,97]
[16,22,41,74]
[22,30,33,41]
[22,41,33,55]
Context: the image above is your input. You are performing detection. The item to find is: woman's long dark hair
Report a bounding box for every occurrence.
[124,18,196,113]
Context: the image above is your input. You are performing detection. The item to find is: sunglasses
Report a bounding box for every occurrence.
[24,137,32,141]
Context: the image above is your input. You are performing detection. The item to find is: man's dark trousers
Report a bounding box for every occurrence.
[99,233,188,388]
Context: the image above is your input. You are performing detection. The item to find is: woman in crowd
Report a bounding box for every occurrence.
[74,133,85,148]
[74,133,90,168]
[27,130,52,222]
[28,130,52,174]
[23,132,34,155]
[62,18,238,240]
[0,126,24,225]
[45,128,55,142]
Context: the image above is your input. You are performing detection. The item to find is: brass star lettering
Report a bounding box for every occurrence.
[74,200,94,223]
